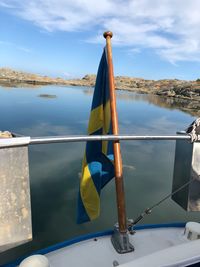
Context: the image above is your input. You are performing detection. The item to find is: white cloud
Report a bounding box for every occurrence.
[0,1,14,8]
[1,0,200,63]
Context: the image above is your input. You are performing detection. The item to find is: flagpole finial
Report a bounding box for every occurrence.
[103,31,113,39]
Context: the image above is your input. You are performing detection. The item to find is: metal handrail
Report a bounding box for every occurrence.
[0,133,191,148]
[30,134,191,144]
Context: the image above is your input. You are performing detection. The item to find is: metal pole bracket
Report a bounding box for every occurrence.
[111,223,134,254]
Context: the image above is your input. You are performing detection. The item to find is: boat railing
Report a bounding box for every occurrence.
[0,132,192,148]
[0,131,199,253]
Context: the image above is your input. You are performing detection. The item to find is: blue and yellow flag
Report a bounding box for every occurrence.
[77,48,114,223]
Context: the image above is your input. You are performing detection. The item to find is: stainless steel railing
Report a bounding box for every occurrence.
[0,133,191,148]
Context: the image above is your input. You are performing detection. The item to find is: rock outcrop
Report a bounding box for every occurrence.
[1,68,200,103]
[0,68,67,86]
[0,131,13,138]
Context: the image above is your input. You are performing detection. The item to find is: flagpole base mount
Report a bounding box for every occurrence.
[111,224,134,254]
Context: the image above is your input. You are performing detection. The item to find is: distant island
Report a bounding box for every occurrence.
[0,67,200,104]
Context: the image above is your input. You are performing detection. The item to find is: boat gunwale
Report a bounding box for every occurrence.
[2,222,186,267]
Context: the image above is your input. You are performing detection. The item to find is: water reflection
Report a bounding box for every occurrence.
[38,94,57,99]
[83,88,200,117]
[0,85,199,265]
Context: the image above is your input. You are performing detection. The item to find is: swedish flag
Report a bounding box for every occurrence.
[77,48,114,223]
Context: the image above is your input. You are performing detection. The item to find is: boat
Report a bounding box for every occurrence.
[3,222,200,266]
[1,119,200,267]
[1,32,200,267]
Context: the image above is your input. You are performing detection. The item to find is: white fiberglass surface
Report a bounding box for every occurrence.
[46,228,187,267]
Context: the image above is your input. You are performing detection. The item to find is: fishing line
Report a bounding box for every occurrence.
[128,176,198,231]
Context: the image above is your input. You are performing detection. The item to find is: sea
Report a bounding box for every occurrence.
[0,85,199,265]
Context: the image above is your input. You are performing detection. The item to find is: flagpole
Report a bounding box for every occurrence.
[103,31,127,234]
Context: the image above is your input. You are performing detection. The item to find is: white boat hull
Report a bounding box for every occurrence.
[4,223,200,267]
[42,224,200,267]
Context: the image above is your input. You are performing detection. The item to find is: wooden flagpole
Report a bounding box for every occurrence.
[103,31,127,233]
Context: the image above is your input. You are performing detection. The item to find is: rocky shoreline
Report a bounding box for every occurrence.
[1,67,200,116]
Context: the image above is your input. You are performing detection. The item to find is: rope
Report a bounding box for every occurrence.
[128,176,197,230]
[186,118,200,143]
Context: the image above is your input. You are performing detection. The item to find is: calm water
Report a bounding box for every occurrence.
[0,85,199,264]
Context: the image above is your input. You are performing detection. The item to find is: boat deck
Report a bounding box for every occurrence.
[46,227,191,267]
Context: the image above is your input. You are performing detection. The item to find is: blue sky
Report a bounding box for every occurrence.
[0,0,200,80]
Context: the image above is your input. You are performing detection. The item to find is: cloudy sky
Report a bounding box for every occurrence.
[1,0,200,79]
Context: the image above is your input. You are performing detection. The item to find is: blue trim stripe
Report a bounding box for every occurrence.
[2,222,186,267]
[134,222,186,230]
